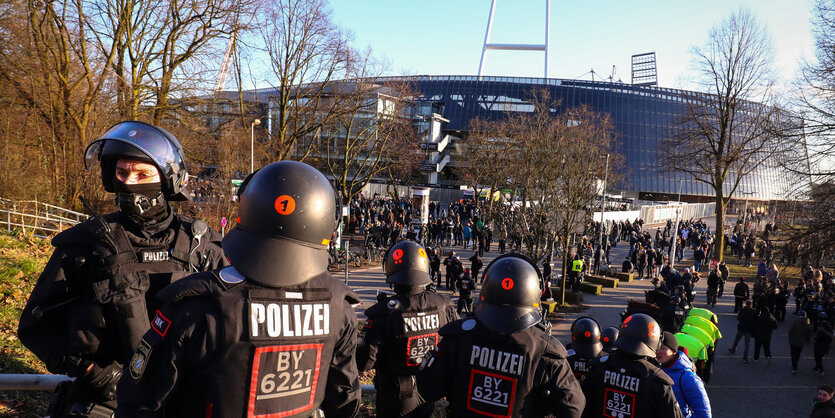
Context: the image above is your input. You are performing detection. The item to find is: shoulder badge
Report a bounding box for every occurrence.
[219,266,245,284]
[461,318,476,331]
[129,339,153,381]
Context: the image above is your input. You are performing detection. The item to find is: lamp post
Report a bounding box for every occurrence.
[669,179,684,269]
[597,153,610,252]
[250,119,261,174]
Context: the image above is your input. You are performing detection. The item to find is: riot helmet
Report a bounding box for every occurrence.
[601,326,620,353]
[475,253,543,335]
[222,161,337,287]
[384,241,431,286]
[85,121,189,201]
[615,313,662,358]
[570,317,603,358]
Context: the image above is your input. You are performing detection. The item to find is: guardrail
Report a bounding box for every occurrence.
[0,374,377,394]
[0,198,87,236]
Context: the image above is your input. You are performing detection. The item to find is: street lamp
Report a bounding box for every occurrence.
[250,119,261,173]
[669,179,684,269]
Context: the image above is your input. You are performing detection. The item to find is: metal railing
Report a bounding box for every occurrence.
[0,198,87,236]
[0,374,376,394]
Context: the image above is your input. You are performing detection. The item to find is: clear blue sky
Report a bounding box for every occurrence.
[328,0,814,91]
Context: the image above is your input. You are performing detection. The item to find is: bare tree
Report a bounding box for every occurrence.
[0,0,122,206]
[317,76,420,204]
[250,0,352,162]
[463,89,619,304]
[660,9,784,261]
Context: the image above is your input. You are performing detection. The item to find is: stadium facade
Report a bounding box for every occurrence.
[240,75,798,203]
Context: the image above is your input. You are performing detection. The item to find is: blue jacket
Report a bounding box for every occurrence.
[662,351,712,418]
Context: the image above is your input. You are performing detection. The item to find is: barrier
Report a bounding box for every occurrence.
[0,373,378,394]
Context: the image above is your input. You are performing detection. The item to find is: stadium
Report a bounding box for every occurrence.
[238,74,798,208]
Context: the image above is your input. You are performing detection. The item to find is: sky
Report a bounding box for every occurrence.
[327,0,816,92]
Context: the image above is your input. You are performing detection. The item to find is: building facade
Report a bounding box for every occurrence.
[242,75,801,203]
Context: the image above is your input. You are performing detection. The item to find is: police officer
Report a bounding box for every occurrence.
[115,161,361,417]
[456,268,475,314]
[18,121,226,417]
[581,313,684,418]
[357,240,457,417]
[418,254,586,417]
[567,317,603,383]
[569,252,585,293]
[600,326,619,354]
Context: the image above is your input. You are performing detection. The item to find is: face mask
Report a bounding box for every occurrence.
[113,181,167,219]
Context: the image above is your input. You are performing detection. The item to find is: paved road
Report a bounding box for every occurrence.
[345,220,828,417]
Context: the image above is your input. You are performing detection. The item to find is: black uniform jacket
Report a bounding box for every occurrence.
[116,267,362,418]
[418,317,586,417]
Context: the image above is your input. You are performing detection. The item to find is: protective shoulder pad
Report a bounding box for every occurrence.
[429,292,455,308]
[364,300,389,318]
[650,364,675,385]
[51,212,120,248]
[639,358,674,385]
[439,318,476,337]
[157,271,223,304]
[540,332,568,359]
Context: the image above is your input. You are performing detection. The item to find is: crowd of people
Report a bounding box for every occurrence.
[15,119,835,418]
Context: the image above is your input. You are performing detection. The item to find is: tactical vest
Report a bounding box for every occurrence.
[437,318,567,418]
[180,268,355,418]
[373,293,448,377]
[58,213,219,364]
[567,350,593,383]
[587,352,676,418]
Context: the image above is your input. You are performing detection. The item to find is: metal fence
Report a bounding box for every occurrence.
[0,198,87,237]
[0,374,376,394]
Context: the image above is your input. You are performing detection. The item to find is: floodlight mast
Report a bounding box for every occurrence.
[478,0,551,79]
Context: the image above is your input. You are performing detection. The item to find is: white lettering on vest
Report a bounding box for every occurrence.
[403,313,440,333]
[468,345,524,375]
[603,370,641,392]
[142,251,170,262]
[249,302,331,338]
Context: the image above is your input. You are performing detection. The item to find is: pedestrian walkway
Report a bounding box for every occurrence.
[546,221,827,418]
[349,219,829,416]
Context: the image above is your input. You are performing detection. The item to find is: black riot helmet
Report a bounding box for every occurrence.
[475,253,543,335]
[615,313,662,358]
[570,317,603,358]
[600,326,620,353]
[84,121,189,201]
[384,241,431,286]
[222,161,337,287]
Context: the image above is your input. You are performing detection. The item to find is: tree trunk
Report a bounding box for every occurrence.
[714,191,725,262]
[560,228,570,305]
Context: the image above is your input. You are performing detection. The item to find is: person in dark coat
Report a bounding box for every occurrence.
[814,318,833,375]
[734,277,750,313]
[811,384,835,418]
[469,252,484,283]
[789,310,813,374]
[729,301,757,363]
[753,307,778,363]
[706,268,721,308]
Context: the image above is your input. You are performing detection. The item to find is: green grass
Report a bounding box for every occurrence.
[0,231,53,415]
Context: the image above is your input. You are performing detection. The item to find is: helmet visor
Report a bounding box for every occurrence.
[87,123,184,177]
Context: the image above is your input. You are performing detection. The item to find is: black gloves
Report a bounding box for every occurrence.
[83,361,124,400]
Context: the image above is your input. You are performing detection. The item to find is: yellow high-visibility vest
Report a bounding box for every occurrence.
[571,259,584,272]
